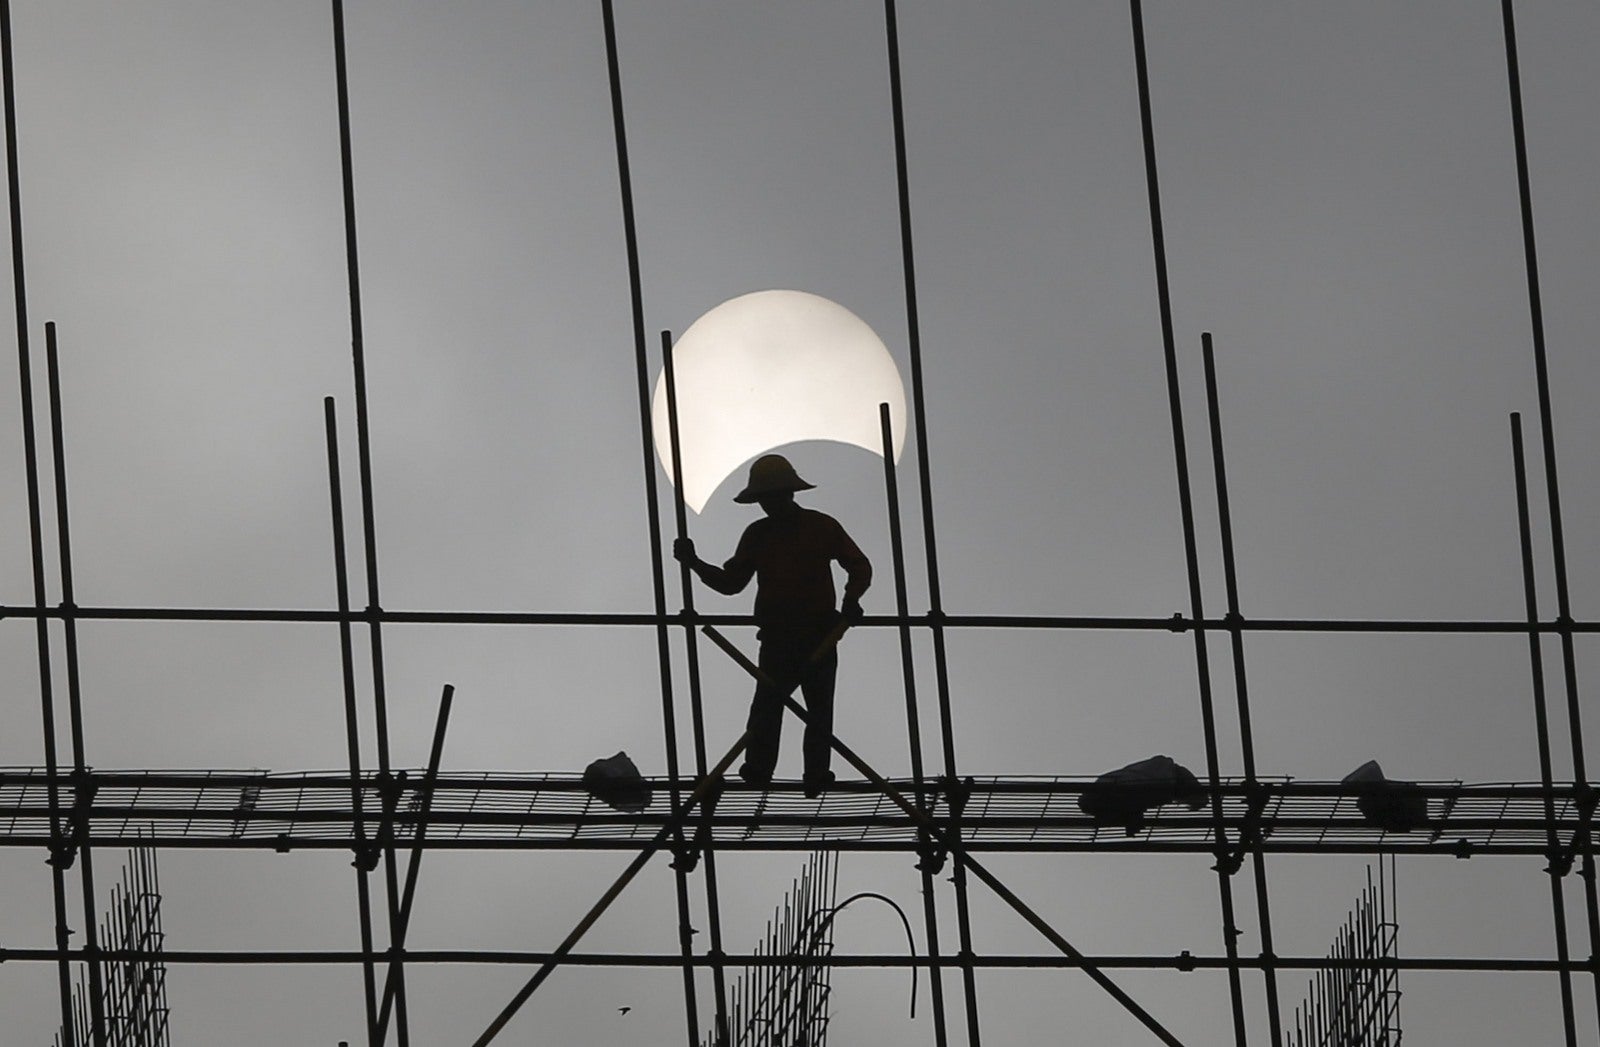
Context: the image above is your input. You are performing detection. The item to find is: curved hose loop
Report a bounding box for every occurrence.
[795,891,919,1019]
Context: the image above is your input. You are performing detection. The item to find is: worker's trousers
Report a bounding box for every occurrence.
[740,625,837,785]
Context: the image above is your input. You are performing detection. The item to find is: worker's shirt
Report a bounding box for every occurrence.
[720,507,872,630]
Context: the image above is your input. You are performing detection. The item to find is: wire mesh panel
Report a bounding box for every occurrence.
[702,851,838,1047]
[52,846,171,1047]
[0,770,1578,855]
[1291,858,1401,1047]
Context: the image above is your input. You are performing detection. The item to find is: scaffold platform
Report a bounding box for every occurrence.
[1,769,1589,857]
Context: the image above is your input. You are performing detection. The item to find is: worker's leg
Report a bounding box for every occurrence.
[740,634,799,784]
[799,643,838,785]
[740,682,781,785]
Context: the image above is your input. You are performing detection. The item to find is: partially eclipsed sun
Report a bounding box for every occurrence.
[652,290,908,513]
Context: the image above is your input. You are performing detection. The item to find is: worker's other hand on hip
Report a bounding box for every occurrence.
[840,597,864,624]
[672,537,696,565]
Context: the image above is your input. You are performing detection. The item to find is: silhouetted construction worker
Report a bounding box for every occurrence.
[674,454,871,796]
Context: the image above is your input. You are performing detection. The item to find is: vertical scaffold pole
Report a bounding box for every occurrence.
[881,5,983,1040]
[327,4,409,1039]
[880,401,950,1047]
[324,398,381,1046]
[1128,5,1249,1044]
[44,324,109,1047]
[0,1,77,1036]
[603,3,703,1041]
[661,328,733,1043]
[376,683,456,1040]
[1201,335,1284,1047]
[1498,5,1600,1032]
[1510,413,1578,1047]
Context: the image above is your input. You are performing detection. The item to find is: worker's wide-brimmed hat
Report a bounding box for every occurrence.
[734,454,815,503]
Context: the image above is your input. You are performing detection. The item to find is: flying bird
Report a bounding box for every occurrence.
[618,1006,631,1016]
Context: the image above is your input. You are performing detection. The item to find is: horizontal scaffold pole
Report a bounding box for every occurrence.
[0,948,1581,973]
[2,604,1599,634]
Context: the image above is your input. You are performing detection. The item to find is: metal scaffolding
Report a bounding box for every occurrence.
[2,1,1594,1045]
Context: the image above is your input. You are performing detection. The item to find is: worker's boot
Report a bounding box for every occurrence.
[803,770,835,799]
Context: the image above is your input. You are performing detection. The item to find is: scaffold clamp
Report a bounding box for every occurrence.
[352,842,381,872]
[1558,784,1597,870]
[669,841,702,872]
[669,774,723,872]
[45,840,76,869]
[1216,783,1271,875]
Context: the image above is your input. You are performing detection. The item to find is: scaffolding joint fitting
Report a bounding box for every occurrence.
[669,842,702,873]
[362,604,382,623]
[1222,610,1243,628]
[46,840,77,870]
[376,769,404,800]
[1166,612,1188,633]
[914,843,948,875]
[274,834,292,854]
[1213,850,1243,876]
[352,843,381,872]
[1175,949,1196,972]
[1450,838,1473,860]
[938,774,973,817]
[1546,850,1574,877]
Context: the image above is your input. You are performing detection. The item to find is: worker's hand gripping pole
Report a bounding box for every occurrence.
[468,625,852,1047]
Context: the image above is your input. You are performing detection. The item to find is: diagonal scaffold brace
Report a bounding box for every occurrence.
[466,619,851,1047]
[469,614,1187,1047]
[698,624,1189,1047]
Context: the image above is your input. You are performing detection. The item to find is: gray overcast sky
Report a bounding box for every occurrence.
[1,1,1597,1043]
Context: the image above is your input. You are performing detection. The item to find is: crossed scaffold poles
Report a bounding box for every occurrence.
[469,618,1189,1047]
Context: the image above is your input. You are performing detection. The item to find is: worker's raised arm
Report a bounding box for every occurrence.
[673,536,755,596]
